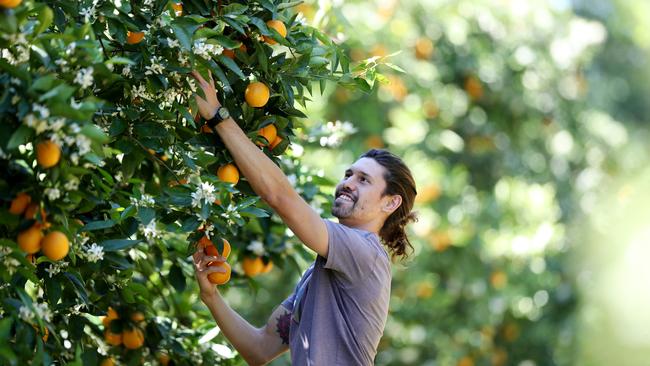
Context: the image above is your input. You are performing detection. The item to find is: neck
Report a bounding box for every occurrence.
[337,216,384,236]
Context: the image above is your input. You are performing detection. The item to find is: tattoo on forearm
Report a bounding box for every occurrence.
[276,311,291,345]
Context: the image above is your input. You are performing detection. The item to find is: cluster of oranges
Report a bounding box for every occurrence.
[102,307,146,350]
[242,256,273,277]
[10,192,69,262]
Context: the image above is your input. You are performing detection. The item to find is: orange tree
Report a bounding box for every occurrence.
[0,0,376,364]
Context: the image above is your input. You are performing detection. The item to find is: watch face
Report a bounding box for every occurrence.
[218,107,229,119]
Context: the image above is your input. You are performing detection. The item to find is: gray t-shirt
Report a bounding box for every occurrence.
[281,219,392,365]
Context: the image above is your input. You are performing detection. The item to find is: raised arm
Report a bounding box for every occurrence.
[193,250,290,365]
[191,71,329,258]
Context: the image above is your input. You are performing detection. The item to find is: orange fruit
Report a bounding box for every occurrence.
[26,253,37,265]
[126,31,145,45]
[24,202,40,219]
[0,0,22,8]
[204,238,231,261]
[130,311,145,322]
[223,44,247,59]
[261,260,273,273]
[100,358,115,366]
[207,262,231,285]
[256,124,277,146]
[36,140,61,168]
[158,353,170,366]
[123,327,145,349]
[264,20,287,44]
[9,192,31,215]
[17,225,43,254]
[103,307,119,327]
[457,356,474,366]
[414,37,434,60]
[41,231,70,261]
[245,82,270,107]
[269,135,283,149]
[200,124,213,133]
[490,270,508,289]
[217,163,239,185]
[171,2,183,16]
[464,75,483,100]
[242,257,265,277]
[104,330,122,346]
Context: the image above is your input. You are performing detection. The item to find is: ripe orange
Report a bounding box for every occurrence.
[261,260,273,273]
[257,124,277,146]
[464,75,483,100]
[414,37,434,60]
[204,238,231,259]
[207,262,231,285]
[0,0,22,8]
[245,82,270,108]
[123,327,145,349]
[158,353,170,366]
[264,20,287,44]
[171,2,182,16]
[242,257,265,277]
[36,140,61,168]
[104,330,122,346]
[126,31,145,45]
[217,163,239,185]
[17,225,43,254]
[9,192,31,215]
[103,307,119,327]
[223,44,247,59]
[130,311,145,322]
[269,135,283,149]
[41,231,70,261]
[100,358,115,366]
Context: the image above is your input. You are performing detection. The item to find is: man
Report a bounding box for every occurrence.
[190,70,417,365]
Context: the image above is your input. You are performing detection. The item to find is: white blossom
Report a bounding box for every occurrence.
[4,257,20,275]
[75,134,92,155]
[74,67,94,89]
[69,123,81,134]
[82,243,104,263]
[49,118,66,132]
[64,177,80,191]
[141,220,160,242]
[70,153,80,165]
[34,303,52,322]
[19,306,34,322]
[166,37,180,48]
[79,6,96,23]
[24,114,48,135]
[33,104,50,118]
[121,64,132,78]
[191,182,217,208]
[193,38,223,60]
[145,56,164,75]
[45,188,61,201]
[247,241,266,256]
[131,84,152,100]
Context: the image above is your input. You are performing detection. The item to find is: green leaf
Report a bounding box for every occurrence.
[383,62,406,73]
[64,272,89,305]
[81,220,116,231]
[222,3,248,15]
[169,264,187,292]
[100,239,142,252]
[6,125,33,150]
[138,207,155,225]
[222,17,246,35]
[81,124,109,143]
[216,55,245,79]
[34,4,53,36]
[240,207,270,218]
[171,18,200,51]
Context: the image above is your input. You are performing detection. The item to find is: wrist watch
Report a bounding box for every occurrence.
[206,106,230,128]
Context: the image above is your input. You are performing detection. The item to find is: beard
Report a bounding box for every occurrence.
[332,190,357,218]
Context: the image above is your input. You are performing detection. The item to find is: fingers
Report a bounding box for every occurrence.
[190,70,207,86]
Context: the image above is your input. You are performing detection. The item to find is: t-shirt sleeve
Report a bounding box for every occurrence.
[322,219,381,282]
[280,291,295,312]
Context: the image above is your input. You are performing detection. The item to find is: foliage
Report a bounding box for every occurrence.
[0,0,372,364]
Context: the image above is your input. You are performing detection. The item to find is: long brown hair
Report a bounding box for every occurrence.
[360,149,417,260]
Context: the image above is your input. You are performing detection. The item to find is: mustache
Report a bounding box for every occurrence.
[335,188,356,201]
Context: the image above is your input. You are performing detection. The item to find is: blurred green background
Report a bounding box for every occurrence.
[224,0,650,365]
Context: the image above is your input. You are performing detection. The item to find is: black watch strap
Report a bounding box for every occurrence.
[206,106,228,128]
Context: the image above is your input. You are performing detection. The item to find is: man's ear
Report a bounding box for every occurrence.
[382,195,402,214]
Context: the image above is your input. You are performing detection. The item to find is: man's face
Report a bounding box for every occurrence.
[332,157,389,223]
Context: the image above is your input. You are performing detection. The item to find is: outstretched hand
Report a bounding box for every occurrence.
[190,70,221,120]
[192,248,228,299]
